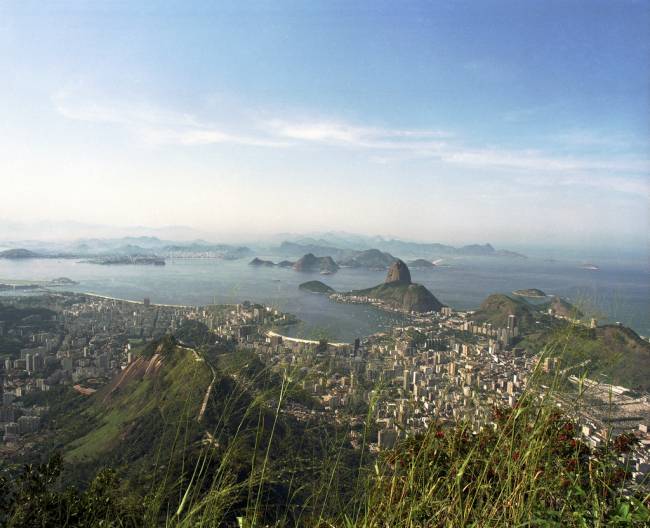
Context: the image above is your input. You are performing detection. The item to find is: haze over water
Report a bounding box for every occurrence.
[1,254,647,341]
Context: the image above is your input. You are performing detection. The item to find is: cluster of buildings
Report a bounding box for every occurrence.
[1,291,649,489]
[236,308,537,444]
[232,304,650,490]
[0,294,297,446]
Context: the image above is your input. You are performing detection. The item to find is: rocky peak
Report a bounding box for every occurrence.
[385,259,412,284]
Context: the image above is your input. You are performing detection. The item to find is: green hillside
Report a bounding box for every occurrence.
[522,323,650,391]
[66,338,211,463]
[29,335,357,524]
[471,294,540,331]
[542,295,584,319]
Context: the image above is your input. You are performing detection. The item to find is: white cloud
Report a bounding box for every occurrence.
[265,119,450,146]
[53,91,290,148]
[52,92,649,196]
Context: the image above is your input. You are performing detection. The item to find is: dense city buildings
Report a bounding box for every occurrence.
[1,291,649,489]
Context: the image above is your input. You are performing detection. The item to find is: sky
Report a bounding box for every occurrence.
[1,0,649,248]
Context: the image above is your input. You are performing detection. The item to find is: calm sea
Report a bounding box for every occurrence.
[1,256,648,341]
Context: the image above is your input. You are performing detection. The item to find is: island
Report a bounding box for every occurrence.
[512,288,547,298]
[249,257,276,267]
[50,277,78,285]
[298,280,336,294]
[293,253,339,274]
[0,248,39,259]
[408,259,436,269]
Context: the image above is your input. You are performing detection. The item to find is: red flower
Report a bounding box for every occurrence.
[435,430,444,439]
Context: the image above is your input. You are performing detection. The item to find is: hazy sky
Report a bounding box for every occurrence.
[1,1,648,247]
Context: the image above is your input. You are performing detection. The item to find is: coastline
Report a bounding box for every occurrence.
[78,291,196,309]
[265,330,350,348]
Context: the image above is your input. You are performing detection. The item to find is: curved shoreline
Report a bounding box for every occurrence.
[265,330,350,348]
[78,291,195,309]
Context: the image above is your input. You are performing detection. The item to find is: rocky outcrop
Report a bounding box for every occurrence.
[249,257,275,267]
[385,259,412,284]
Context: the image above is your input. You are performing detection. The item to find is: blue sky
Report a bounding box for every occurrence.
[1,1,648,247]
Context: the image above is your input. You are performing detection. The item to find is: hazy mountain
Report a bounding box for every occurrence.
[0,248,40,259]
[293,253,339,273]
[275,237,526,260]
[337,249,396,269]
[408,259,437,269]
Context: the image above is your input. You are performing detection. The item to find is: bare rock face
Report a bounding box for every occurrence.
[385,259,411,284]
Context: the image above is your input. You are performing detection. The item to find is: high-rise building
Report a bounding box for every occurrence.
[448,362,456,376]
[33,353,44,372]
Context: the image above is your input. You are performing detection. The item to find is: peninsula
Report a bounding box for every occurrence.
[335,260,444,313]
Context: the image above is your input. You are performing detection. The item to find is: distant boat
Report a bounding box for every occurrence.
[581,263,600,271]
[320,270,333,275]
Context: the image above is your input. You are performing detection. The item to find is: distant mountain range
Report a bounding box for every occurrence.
[275,239,525,260]
[1,232,526,263]
[0,237,252,260]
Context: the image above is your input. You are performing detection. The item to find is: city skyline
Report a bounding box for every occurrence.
[1,1,648,248]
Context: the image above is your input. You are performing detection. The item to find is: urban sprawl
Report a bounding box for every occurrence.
[1,292,648,490]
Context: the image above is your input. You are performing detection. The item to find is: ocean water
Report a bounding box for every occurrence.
[0,256,648,341]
